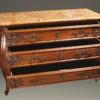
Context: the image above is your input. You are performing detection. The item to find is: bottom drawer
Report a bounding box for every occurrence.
[7,59,100,89]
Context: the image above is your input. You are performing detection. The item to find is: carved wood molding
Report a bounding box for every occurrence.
[7,54,23,66]
[92,27,100,36]
[96,47,100,56]
[6,32,22,46]
[9,78,23,88]
[29,77,48,84]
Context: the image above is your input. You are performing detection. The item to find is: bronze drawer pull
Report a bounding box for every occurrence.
[58,52,63,59]
[24,33,44,41]
[59,74,65,79]
[75,51,92,58]
[28,54,46,62]
[55,31,61,38]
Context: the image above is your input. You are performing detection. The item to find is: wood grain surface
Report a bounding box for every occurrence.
[0,8,100,27]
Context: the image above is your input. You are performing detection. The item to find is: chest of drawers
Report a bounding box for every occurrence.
[1,8,100,95]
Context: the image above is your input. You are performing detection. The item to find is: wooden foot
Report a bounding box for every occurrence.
[5,89,9,96]
[94,78,99,83]
[5,80,10,96]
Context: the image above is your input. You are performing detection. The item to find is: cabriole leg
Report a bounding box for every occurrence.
[5,80,10,95]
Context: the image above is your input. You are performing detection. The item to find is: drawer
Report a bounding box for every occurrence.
[6,24,100,46]
[7,59,100,88]
[7,43,100,68]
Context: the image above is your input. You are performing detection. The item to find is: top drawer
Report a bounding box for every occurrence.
[6,22,100,46]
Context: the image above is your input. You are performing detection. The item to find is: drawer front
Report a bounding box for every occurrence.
[7,45,100,68]
[6,27,100,46]
[7,66,100,89]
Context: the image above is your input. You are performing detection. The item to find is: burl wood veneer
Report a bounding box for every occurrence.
[0,8,100,95]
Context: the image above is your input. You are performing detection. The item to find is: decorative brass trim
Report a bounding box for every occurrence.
[6,32,22,45]
[24,33,43,41]
[72,30,90,38]
[75,51,92,58]
[28,54,46,62]
[7,54,23,66]
[72,28,100,41]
